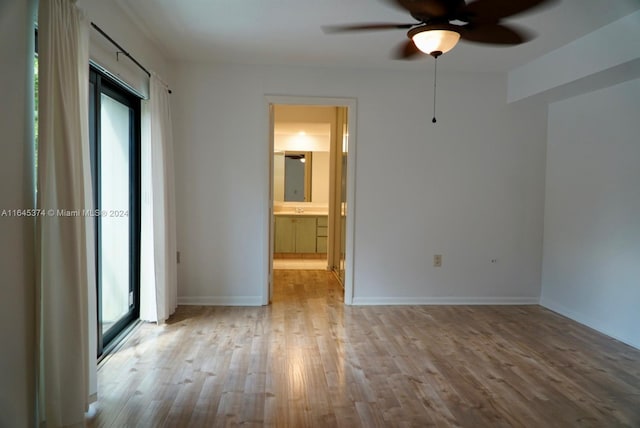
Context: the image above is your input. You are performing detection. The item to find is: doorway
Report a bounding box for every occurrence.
[266,97,356,305]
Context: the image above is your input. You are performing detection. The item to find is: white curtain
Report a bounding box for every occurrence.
[140,75,178,323]
[37,0,94,427]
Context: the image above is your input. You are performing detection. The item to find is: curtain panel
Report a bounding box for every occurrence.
[37,0,95,426]
[140,75,178,323]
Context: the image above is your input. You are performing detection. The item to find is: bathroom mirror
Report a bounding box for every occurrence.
[274,151,312,202]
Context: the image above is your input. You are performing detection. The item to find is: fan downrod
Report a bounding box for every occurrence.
[430,51,441,123]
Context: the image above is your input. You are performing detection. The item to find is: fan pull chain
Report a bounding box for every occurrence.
[432,55,438,124]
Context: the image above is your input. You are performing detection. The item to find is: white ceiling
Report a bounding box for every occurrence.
[116,0,640,73]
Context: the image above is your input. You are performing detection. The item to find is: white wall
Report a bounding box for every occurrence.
[172,63,548,304]
[273,152,285,202]
[541,78,640,349]
[77,0,173,95]
[274,133,330,152]
[0,0,37,426]
[311,151,330,204]
[508,11,640,103]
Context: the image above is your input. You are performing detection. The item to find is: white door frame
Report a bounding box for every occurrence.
[264,95,357,305]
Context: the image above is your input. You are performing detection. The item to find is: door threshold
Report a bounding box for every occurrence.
[98,319,142,367]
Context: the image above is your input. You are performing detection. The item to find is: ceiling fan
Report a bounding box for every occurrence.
[324,0,556,122]
[324,0,557,59]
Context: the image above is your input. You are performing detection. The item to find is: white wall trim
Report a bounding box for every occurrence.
[352,296,541,306]
[178,296,264,306]
[541,298,640,351]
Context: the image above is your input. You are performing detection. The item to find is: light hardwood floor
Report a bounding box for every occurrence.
[88,270,640,427]
[273,259,327,270]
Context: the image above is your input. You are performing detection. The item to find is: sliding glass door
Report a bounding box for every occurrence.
[89,67,141,356]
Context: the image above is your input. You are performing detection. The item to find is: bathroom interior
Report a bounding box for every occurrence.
[272,104,348,283]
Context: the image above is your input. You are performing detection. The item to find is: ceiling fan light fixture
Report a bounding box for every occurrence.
[409,26,460,56]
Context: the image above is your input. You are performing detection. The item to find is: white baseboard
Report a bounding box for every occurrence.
[540,298,640,350]
[351,296,540,305]
[177,295,264,306]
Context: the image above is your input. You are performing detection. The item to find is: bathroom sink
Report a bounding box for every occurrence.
[274,205,328,216]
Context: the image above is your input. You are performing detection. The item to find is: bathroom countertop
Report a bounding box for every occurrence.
[274,211,328,216]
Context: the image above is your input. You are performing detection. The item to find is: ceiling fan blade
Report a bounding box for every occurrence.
[388,0,451,18]
[393,39,423,59]
[322,23,414,33]
[461,0,557,22]
[459,22,533,45]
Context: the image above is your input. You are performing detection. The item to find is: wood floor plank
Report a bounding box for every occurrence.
[87,270,640,427]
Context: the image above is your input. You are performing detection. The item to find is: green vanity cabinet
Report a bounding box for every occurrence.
[274,215,328,254]
[274,216,296,253]
[274,216,317,253]
[316,216,328,253]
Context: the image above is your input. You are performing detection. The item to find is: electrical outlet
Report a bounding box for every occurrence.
[433,254,442,267]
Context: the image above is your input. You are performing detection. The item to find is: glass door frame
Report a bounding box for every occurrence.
[89,66,141,357]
